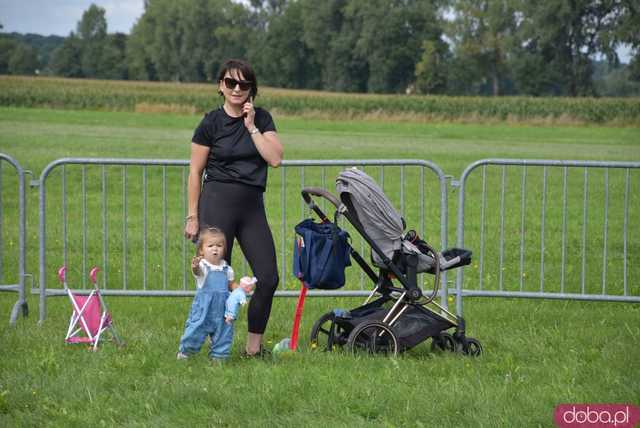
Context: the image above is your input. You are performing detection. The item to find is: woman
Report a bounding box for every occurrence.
[184,59,283,357]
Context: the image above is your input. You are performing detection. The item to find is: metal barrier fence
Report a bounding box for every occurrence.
[454,159,640,315]
[2,152,635,325]
[0,153,29,325]
[38,158,448,323]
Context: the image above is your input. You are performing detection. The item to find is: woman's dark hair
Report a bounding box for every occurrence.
[216,59,258,98]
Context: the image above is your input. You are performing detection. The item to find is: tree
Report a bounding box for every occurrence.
[8,43,39,75]
[593,61,640,96]
[177,0,214,82]
[77,4,108,77]
[47,4,129,79]
[514,0,630,96]
[99,33,128,79]
[210,1,252,76]
[346,0,438,93]
[127,0,249,82]
[49,33,84,77]
[77,4,108,40]
[299,0,446,93]
[448,0,518,96]
[300,0,367,92]
[415,39,450,94]
[126,6,157,80]
[249,0,288,15]
[611,0,640,81]
[0,37,17,74]
[249,0,321,89]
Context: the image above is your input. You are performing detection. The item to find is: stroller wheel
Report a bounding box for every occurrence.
[431,332,456,353]
[346,321,398,357]
[462,337,483,357]
[310,311,347,352]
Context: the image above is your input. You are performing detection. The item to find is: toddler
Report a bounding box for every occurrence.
[177,226,236,361]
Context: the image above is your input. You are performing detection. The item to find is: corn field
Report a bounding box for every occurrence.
[1,76,639,125]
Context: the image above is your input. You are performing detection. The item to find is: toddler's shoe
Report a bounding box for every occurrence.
[176,351,190,360]
[209,357,226,365]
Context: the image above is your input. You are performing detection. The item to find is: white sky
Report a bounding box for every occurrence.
[0,0,145,36]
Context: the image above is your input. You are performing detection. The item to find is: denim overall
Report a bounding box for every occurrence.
[179,267,234,359]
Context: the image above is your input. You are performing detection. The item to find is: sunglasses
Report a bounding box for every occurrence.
[223,77,252,91]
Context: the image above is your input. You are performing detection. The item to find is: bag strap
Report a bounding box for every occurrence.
[330,212,350,256]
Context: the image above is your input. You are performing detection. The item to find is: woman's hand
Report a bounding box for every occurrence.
[184,217,199,241]
[242,97,256,130]
[242,98,283,167]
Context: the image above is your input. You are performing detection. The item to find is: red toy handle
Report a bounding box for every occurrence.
[289,283,308,351]
[89,266,101,284]
[57,266,67,283]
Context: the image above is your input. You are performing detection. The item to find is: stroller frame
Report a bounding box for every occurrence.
[59,266,124,351]
[302,186,481,356]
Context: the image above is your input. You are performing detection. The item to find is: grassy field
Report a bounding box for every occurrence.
[0,106,639,426]
[1,295,639,426]
[0,107,638,292]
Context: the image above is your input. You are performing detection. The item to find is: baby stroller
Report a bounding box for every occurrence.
[303,168,482,356]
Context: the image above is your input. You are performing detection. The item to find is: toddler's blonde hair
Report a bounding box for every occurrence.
[197,226,227,257]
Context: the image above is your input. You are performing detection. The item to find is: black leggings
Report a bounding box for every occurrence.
[198,180,279,334]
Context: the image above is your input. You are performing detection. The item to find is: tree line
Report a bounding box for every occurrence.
[1,0,639,97]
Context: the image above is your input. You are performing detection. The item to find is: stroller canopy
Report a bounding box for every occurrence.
[336,168,404,265]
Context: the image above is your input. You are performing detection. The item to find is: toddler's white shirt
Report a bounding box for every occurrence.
[193,259,234,289]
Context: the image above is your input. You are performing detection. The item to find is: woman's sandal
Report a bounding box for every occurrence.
[240,345,272,359]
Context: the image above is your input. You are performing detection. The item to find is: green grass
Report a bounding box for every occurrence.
[0,106,639,426]
[1,295,639,426]
[0,106,638,292]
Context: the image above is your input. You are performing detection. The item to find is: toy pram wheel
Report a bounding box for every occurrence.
[462,337,483,357]
[430,332,456,353]
[310,311,348,352]
[346,321,398,357]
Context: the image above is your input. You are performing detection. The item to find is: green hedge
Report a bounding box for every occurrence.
[1,76,639,124]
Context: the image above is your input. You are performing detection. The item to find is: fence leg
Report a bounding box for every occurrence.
[9,300,28,326]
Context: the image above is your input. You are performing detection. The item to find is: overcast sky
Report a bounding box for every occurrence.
[0,0,632,62]
[0,0,145,36]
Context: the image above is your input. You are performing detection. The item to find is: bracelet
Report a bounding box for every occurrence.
[249,127,260,135]
[185,214,197,222]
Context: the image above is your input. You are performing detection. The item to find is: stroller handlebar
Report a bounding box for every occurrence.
[90,267,101,284]
[301,188,343,222]
[301,187,341,208]
[57,266,67,284]
[300,187,342,222]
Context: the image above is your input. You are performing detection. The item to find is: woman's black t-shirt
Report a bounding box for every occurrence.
[191,107,277,191]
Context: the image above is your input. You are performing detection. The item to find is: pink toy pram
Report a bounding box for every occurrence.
[58,266,123,351]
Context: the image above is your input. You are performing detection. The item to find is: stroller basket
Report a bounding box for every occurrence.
[334,299,455,351]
